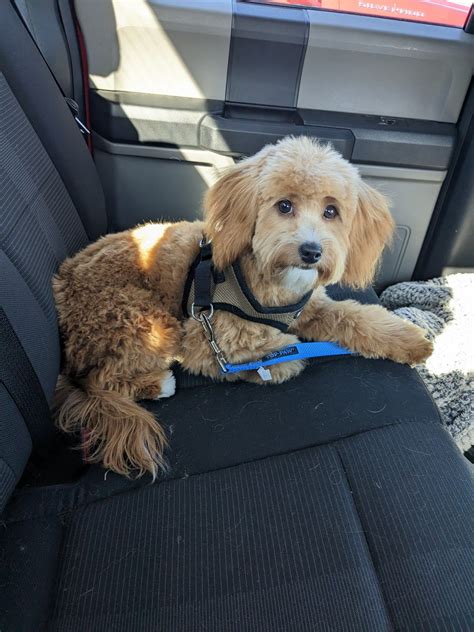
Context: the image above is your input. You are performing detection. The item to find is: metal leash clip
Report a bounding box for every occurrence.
[191,305,229,373]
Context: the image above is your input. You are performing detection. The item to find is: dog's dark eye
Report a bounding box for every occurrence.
[278,199,293,215]
[323,205,338,220]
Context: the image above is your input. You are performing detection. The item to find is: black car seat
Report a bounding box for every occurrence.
[1,2,473,630]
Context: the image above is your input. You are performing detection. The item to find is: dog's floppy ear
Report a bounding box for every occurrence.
[341,180,395,288]
[204,159,260,270]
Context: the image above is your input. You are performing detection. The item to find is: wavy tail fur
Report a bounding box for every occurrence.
[53,376,167,479]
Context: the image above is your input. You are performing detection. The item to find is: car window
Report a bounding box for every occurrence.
[243,0,473,28]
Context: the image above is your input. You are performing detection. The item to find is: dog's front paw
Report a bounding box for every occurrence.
[389,323,433,366]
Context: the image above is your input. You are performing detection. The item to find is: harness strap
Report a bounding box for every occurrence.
[222,342,354,374]
[184,241,353,378]
[192,240,213,311]
[184,239,312,332]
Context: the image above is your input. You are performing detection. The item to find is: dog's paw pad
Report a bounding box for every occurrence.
[154,371,176,400]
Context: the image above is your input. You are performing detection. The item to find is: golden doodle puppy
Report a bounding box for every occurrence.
[53,136,433,477]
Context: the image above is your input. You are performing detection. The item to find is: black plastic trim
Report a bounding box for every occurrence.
[301,110,455,171]
[226,0,309,108]
[464,4,474,33]
[90,90,224,146]
[199,112,354,158]
[414,79,474,278]
[90,91,455,170]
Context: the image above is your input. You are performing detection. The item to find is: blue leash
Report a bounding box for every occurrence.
[222,341,354,375]
[192,310,353,379]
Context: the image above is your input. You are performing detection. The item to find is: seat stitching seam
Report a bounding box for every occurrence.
[43,511,71,628]
[335,448,396,631]
[4,418,441,525]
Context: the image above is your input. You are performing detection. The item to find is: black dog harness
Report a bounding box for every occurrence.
[181,238,352,378]
[182,239,313,333]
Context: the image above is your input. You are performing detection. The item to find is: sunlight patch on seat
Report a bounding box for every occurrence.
[425,274,474,378]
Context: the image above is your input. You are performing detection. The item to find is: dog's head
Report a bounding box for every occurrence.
[204,136,394,290]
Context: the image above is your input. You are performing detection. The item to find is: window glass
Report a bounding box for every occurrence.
[244,0,472,28]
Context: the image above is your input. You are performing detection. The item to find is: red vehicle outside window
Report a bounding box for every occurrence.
[248,0,473,28]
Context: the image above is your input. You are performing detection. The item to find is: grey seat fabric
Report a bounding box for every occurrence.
[2,420,473,632]
[0,2,473,631]
[0,0,105,507]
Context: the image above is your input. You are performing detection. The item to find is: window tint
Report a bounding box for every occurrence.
[244,0,472,28]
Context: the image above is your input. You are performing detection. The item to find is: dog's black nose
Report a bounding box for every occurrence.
[299,242,323,264]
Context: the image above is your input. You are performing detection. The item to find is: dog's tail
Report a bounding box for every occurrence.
[53,375,167,479]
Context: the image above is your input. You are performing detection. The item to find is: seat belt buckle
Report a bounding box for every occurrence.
[65,97,90,136]
[74,115,90,136]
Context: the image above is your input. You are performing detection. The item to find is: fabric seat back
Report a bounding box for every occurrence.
[0,1,107,510]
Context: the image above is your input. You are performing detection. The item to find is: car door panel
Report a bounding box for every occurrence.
[92,135,234,229]
[74,0,474,287]
[299,10,473,122]
[357,165,446,286]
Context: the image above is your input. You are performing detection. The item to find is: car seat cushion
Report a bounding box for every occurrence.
[1,421,472,632]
